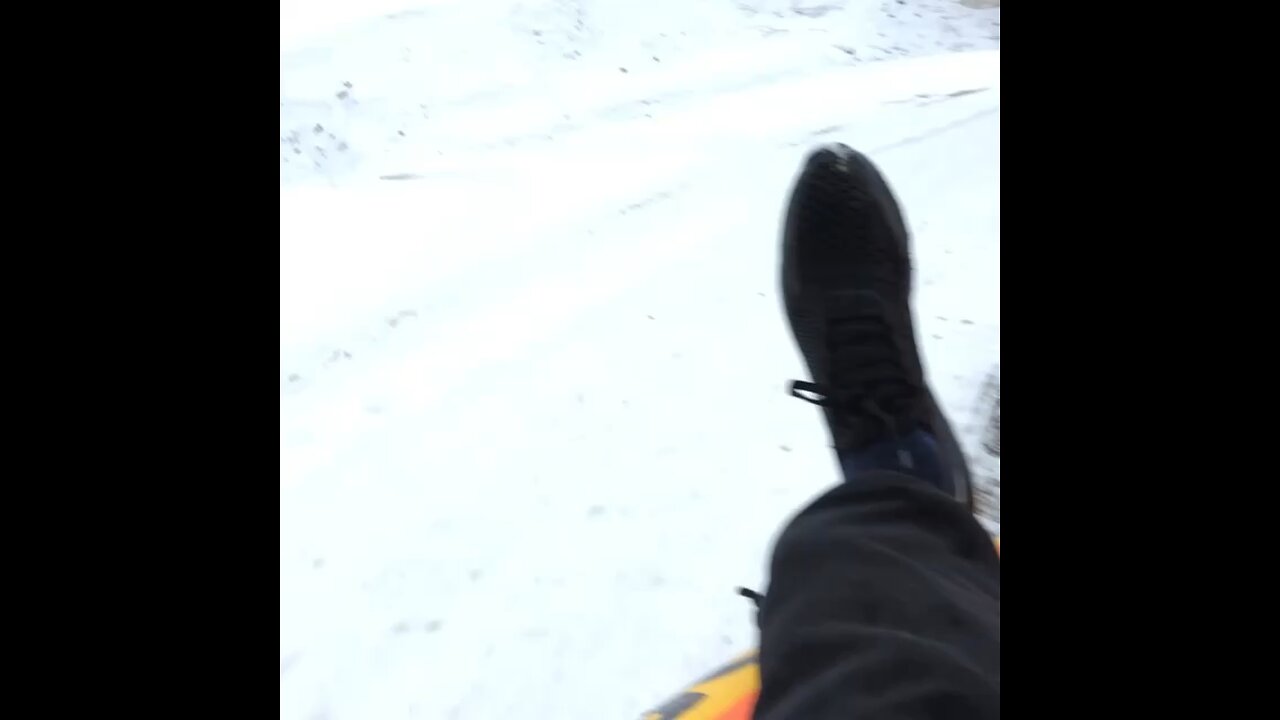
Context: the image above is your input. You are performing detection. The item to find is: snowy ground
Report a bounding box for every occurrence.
[280,2,999,718]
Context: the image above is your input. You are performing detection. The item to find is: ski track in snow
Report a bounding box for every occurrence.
[280,2,999,718]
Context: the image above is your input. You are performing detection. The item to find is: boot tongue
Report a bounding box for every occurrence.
[824,289,886,319]
[825,291,916,421]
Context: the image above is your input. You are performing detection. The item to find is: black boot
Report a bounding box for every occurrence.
[781,143,972,508]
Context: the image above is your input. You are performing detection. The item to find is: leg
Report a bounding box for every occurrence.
[755,475,999,720]
[755,144,999,720]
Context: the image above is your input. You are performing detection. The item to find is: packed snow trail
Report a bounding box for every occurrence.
[280,2,999,718]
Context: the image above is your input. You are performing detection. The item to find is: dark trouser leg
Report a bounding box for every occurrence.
[754,473,1000,720]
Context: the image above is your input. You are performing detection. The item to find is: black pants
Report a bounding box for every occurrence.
[754,473,1000,720]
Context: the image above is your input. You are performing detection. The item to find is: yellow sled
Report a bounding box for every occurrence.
[641,652,760,720]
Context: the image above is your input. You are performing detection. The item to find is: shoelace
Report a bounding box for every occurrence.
[789,311,918,436]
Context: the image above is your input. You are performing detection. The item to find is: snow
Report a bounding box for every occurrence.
[280,2,999,718]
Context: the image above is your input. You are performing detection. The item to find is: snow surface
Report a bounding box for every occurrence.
[281,1,1000,718]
